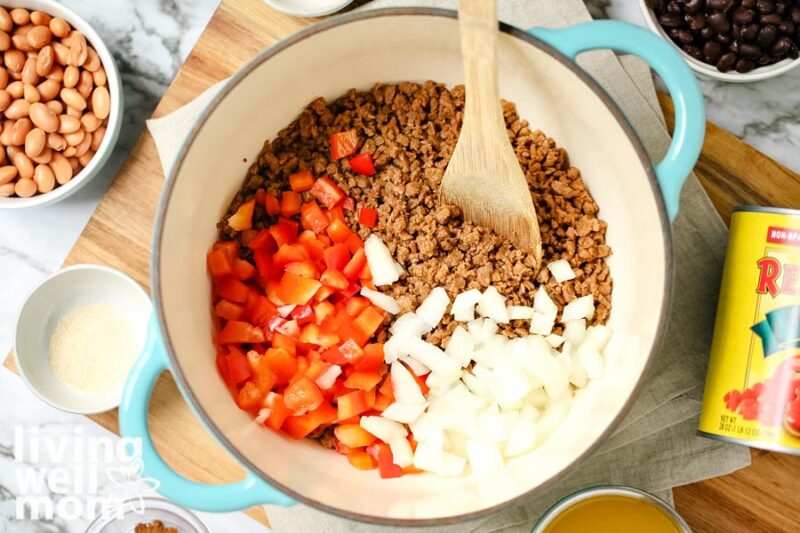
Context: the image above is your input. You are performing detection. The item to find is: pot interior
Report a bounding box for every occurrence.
[156,10,668,522]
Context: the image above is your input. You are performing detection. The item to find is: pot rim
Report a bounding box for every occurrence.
[151,7,673,526]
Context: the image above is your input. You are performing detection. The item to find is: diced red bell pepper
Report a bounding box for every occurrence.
[354,306,385,340]
[327,205,346,223]
[264,347,297,386]
[265,394,292,430]
[274,244,310,267]
[212,240,240,266]
[275,319,301,338]
[248,229,277,252]
[310,176,346,209]
[289,170,315,192]
[273,332,297,355]
[253,248,281,280]
[345,234,364,255]
[313,301,335,325]
[341,197,355,212]
[321,346,347,365]
[291,356,310,385]
[314,285,336,303]
[225,349,252,386]
[214,277,250,303]
[347,450,378,470]
[345,297,371,317]
[358,207,378,228]
[323,244,350,271]
[280,191,302,217]
[337,390,369,420]
[215,299,245,321]
[285,260,320,280]
[300,201,330,233]
[290,304,314,325]
[233,259,256,281]
[334,310,369,347]
[378,377,394,402]
[228,199,256,231]
[344,370,382,391]
[237,381,264,410]
[218,320,265,344]
[216,353,231,385]
[276,272,323,306]
[240,229,258,248]
[335,423,377,448]
[283,401,337,439]
[249,354,278,393]
[207,248,234,278]
[265,192,280,216]
[367,442,403,479]
[304,357,329,380]
[330,130,358,160]
[297,230,326,260]
[343,248,367,281]
[339,338,364,363]
[327,218,354,244]
[249,296,278,331]
[349,153,376,176]
[354,343,384,371]
[268,222,295,247]
[284,376,325,415]
[320,268,349,290]
[299,323,323,345]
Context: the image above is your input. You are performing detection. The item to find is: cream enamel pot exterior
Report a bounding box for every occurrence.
[119,9,705,525]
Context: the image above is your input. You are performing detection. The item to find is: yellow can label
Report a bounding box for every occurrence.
[699,208,800,451]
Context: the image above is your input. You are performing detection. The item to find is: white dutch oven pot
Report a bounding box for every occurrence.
[120,8,705,525]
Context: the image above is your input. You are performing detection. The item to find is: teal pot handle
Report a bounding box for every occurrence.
[529,20,705,221]
[119,315,295,511]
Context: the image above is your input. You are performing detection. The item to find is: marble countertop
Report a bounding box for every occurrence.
[2,0,799,531]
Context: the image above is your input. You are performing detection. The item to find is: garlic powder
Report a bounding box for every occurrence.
[48,304,138,394]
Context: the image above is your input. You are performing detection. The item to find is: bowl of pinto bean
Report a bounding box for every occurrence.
[640,0,800,82]
[0,0,122,208]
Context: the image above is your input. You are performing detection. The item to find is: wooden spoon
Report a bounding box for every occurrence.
[442,0,542,264]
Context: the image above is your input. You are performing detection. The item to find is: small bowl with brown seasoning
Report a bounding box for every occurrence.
[639,0,800,82]
[0,0,122,208]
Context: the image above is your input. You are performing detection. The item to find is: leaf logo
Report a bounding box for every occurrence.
[104,456,161,516]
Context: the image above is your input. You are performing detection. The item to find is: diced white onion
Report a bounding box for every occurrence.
[416,287,450,329]
[390,312,429,337]
[400,355,430,376]
[255,408,271,425]
[451,289,482,322]
[384,335,409,363]
[504,420,538,457]
[314,365,341,390]
[361,287,400,314]
[466,440,504,476]
[545,334,565,347]
[388,437,414,468]
[562,295,595,322]
[477,287,509,324]
[445,326,474,367]
[467,318,498,347]
[391,361,425,405]
[277,304,296,317]
[407,337,461,378]
[546,259,576,283]
[382,402,428,424]
[508,306,534,320]
[364,235,401,286]
[533,287,558,317]
[563,319,587,345]
[530,312,555,336]
[360,416,408,442]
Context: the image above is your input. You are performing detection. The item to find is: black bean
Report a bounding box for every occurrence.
[739,42,763,58]
[735,58,756,72]
[709,12,731,32]
[700,26,717,39]
[758,54,773,64]
[742,0,756,7]
[717,32,732,45]
[683,44,705,60]
[757,24,779,46]
[730,39,740,52]
[704,40,723,61]
[761,13,782,24]
[666,1,683,14]
[685,0,705,14]
[741,23,760,40]
[659,13,683,28]
[732,25,742,39]
[708,0,735,11]
[770,35,793,55]
[717,51,738,70]
[756,0,775,14]
[792,8,800,24]
[776,2,786,15]
[686,13,707,29]
[778,20,795,34]
[675,29,696,43]
[733,8,756,24]
[788,44,799,59]
[646,0,664,10]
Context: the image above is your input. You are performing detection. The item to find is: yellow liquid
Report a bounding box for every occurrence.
[544,495,682,533]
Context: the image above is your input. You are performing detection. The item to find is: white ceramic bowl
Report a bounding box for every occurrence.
[639,0,800,82]
[13,265,151,414]
[0,0,123,208]
[263,0,354,18]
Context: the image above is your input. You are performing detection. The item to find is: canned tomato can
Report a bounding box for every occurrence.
[699,206,800,453]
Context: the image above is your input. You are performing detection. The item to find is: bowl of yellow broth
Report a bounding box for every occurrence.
[532,486,691,533]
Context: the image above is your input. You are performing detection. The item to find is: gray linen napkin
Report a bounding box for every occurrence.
[147,1,751,530]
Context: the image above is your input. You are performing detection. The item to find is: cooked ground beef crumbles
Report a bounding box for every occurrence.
[220,81,612,341]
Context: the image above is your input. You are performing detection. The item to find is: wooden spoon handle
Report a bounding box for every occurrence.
[458,0,506,139]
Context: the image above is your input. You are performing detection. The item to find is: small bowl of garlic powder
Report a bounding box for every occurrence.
[13,264,151,414]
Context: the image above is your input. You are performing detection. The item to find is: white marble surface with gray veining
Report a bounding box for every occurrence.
[1,0,800,531]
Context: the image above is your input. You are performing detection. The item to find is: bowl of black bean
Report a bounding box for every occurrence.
[640,0,800,82]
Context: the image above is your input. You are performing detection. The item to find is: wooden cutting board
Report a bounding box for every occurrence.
[6,0,800,530]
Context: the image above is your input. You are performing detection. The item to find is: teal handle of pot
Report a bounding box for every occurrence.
[119,315,295,511]
[529,21,705,221]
